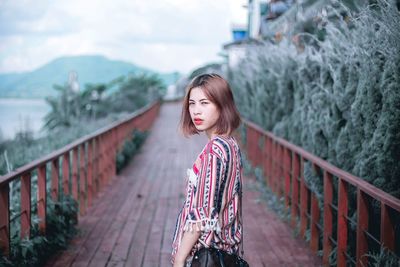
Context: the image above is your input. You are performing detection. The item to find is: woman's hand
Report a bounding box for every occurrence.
[173,227,201,267]
[172,258,186,267]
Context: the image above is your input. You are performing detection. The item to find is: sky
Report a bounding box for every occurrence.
[0,0,248,75]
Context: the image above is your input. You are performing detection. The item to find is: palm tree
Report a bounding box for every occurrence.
[43,84,76,130]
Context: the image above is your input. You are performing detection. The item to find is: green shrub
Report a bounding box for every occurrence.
[116,130,148,173]
[229,0,400,199]
[0,115,125,176]
[363,246,400,267]
[229,0,400,263]
[0,196,78,267]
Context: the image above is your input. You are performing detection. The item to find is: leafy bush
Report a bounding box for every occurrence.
[229,0,400,198]
[116,130,148,173]
[364,247,400,267]
[44,73,164,131]
[108,74,164,114]
[0,115,125,176]
[0,196,78,267]
[230,0,400,264]
[0,73,163,176]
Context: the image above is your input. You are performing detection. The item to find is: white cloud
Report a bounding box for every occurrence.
[0,0,248,74]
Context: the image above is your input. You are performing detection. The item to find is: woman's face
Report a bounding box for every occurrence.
[188,87,220,138]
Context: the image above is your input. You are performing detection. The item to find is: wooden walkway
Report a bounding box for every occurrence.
[46,102,322,267]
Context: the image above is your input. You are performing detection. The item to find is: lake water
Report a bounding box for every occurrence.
[0,98,50,140]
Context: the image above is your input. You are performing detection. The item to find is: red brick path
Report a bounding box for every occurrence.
[46,102,322,267]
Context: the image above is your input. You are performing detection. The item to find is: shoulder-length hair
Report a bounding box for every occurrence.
[180,73,241,137]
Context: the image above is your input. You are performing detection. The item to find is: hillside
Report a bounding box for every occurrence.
[0,55,179,98]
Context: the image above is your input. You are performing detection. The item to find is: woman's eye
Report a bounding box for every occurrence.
[201,102,208,105]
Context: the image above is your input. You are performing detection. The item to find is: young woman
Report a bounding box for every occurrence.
[171,73,244,267]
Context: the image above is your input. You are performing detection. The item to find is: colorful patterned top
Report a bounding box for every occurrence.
[171,135,243,263]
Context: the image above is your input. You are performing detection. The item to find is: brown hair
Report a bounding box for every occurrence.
[180,73,241,137]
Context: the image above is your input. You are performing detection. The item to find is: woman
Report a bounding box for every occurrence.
[172,73,244,267]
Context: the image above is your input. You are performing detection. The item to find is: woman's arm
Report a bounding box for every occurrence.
[173,142,224,266]
[173,229,201,267]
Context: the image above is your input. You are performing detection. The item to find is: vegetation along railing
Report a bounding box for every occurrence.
[241,119,400,267]
[0,101,161,256]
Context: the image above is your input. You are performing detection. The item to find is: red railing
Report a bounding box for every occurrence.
[241,119,400,267]
[0,101,161,256]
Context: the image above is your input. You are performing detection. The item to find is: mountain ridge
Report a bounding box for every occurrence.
[0,55,179,98]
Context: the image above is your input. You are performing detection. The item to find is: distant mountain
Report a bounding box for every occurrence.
[0,55,180,98]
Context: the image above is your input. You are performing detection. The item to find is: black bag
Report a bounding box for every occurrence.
[191,247,249,267]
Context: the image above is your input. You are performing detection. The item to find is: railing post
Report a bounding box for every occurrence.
[255,130,262,167]
[51,159,59,201]
[337,178,348,267]
[105,132,110,184]
[94,137,100,195]
[310,193,320,252]
[275,144,280,196]
[246,126,253,166]
[21,172,31,239]
[112,128,117,177]
[280,145,284,196]
[79,144,86,215]
[99,134,105,189]
[62,152,70,196]
[0,183,10,256]
[117,124,122,151]
[251,127,256,167]
[356,189,368,267]
[105,132,110,183]
[266,137,273,187]
[107,131,113,181]
[323,171,333,265]
[262,136,270,187]
[87,140,93,207]
[271,141,277,193]
[284,147,291,208]
[72,147,79,202]
[291,152,300,227]
[38,165,47,234]
[102,133,107,186]
[310,164,320,252]
[380,203,395,251]
[300,158,308,237]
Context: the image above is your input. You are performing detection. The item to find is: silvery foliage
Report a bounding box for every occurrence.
[229,0,400,197]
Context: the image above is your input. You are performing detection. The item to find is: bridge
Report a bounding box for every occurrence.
[1,100,399,267]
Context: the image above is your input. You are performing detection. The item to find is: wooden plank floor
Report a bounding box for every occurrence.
[46,102,322,267]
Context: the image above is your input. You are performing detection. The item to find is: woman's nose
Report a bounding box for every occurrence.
[192,105,201,115]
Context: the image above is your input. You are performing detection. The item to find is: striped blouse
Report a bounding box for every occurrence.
[171,135,243,263]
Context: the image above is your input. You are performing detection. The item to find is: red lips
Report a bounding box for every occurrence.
[193,118,203,125]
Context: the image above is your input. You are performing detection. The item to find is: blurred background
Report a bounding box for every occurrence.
[1,0,399,195]
[1,0,400,266]
[0,0,248,140]
[1,0,400,197]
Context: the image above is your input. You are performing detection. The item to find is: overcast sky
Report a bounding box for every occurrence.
[0,0,247,75]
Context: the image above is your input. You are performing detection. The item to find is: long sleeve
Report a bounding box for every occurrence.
[184,146,225,234]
